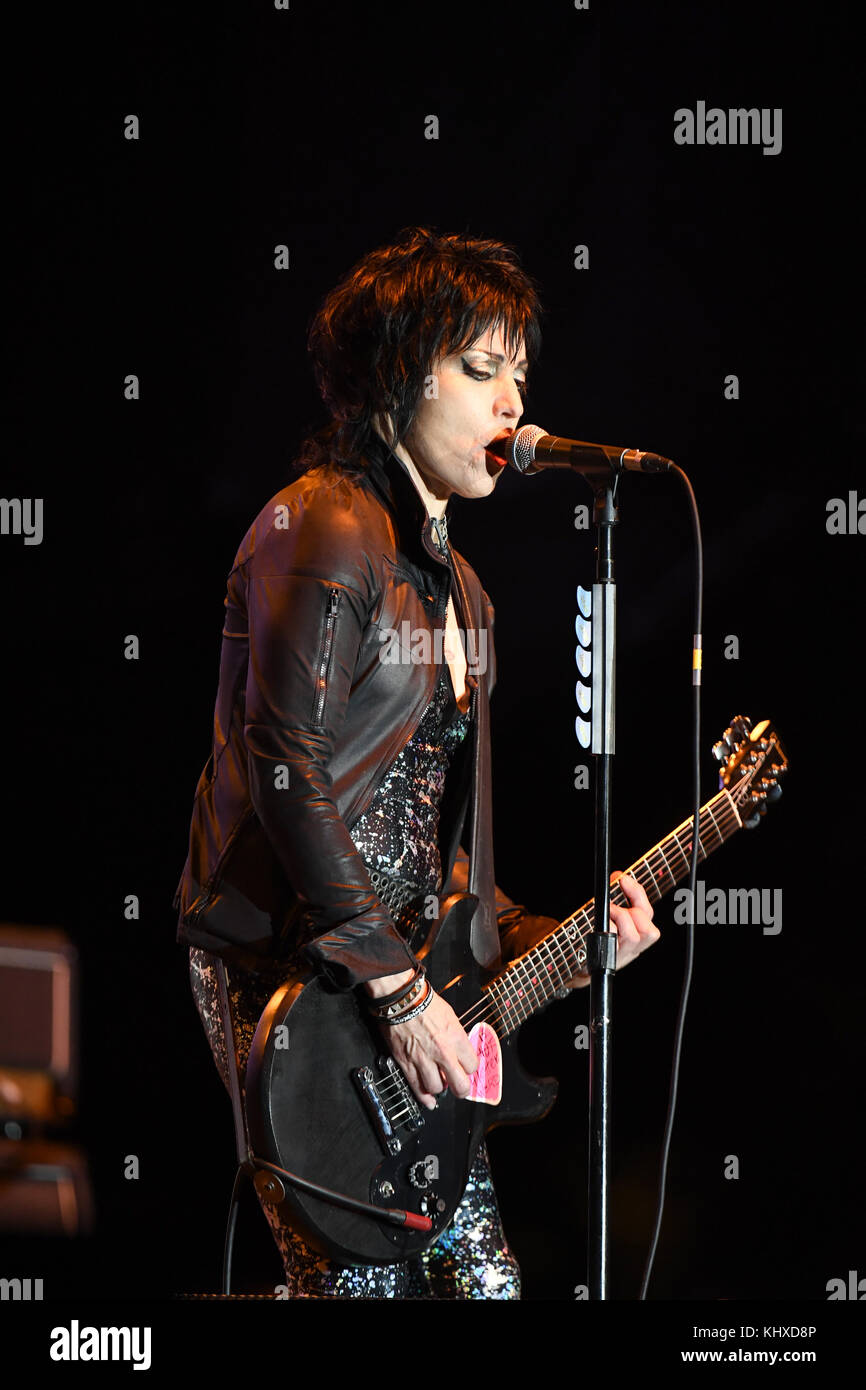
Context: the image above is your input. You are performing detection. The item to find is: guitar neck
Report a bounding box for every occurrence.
[486,787,743,1036]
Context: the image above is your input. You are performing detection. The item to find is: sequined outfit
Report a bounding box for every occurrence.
[189,656,521,1299]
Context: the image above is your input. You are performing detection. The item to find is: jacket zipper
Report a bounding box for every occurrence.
[185,805,258,926]
[313,587,341,729]
[431,515,449,557]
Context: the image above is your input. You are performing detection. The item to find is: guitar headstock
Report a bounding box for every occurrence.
[713,716,789,829]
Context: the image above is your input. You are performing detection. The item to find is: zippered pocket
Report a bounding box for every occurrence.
[184,805,256,926]
[312,587,342,730]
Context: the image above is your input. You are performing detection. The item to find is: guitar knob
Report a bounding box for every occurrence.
[765,783,783,802]
[712,741,727,763]
[408,1155,440,1189]
[419,1192,446,1216]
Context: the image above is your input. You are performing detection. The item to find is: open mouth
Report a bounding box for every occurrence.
[483,447,507,473]
[484,434,511,468]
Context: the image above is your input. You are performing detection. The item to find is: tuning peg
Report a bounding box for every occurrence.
[765,783,783,802]
[712,741,727,763]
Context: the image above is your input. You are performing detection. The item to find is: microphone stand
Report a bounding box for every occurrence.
[500,424,674,1297]
[579,465,620,1301]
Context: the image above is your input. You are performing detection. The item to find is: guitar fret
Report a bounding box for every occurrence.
[512,955,539,1016]
[704,800,724,849]
[668,828,692,876]
[499,970,528,1027]
[538,936,563,998]
[630,857,660,904]
[715,790,741,837]
[544,931,571,997]
[526,950,547,1010]
[652,843,677,891]
[544,928,572,995]
[565,914,589,972]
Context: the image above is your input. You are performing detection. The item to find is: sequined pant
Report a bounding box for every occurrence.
[189,947,521,1299]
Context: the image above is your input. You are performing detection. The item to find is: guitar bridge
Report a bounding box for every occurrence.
[352,1056,425,1157]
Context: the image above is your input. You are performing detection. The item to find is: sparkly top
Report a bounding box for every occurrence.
[349,658,473,916]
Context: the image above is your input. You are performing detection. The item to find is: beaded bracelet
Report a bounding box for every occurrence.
[379,978,433,1027]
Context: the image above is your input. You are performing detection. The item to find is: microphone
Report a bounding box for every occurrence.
[491,424,673,476]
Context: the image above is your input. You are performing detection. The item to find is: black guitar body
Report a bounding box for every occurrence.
[245,892,558,1265]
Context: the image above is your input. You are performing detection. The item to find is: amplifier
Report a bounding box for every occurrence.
[0,925,78,1124]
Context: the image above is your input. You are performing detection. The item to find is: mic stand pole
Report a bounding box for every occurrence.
[582,469,620,1300]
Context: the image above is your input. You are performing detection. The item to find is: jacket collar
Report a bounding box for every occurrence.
[361,431,452,570]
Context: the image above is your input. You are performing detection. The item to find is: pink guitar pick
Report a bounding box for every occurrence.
[466,1022,502,1105]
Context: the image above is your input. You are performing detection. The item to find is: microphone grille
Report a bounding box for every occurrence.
[508,423,547,474]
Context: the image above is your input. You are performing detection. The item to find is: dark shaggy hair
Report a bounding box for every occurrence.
[293,226,543,476]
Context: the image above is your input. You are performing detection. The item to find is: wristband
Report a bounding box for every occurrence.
[366,966,426,1019]
[379,979,433,1026]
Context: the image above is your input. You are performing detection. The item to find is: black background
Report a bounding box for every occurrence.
[3,0,864,1318]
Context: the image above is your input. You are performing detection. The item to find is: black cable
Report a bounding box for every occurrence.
[221,1163,248,1296]
[638,463,703,1300]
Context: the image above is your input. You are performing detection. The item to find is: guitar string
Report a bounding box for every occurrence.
[374,792,744,1108]
[451,795,743,1035]
[371,774,769,1107]
[372,800,744,1107]
[372,794,746,1103]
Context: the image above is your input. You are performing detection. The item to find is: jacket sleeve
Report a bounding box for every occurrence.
[440,843,561,965]
[241,493,419,991]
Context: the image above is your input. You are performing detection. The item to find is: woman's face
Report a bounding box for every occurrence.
[398,323,528,501]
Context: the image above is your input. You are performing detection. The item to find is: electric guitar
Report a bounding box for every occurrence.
[245,715,787,1265]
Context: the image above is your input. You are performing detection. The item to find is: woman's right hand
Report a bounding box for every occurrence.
[371,984,479,1111]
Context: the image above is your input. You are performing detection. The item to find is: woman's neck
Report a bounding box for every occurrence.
[372,421,448,520]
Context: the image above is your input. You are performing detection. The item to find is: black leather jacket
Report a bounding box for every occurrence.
[173,434,553,988]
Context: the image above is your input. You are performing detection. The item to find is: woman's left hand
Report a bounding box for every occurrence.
[568,871,659,988]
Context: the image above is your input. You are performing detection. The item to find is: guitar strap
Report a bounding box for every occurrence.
[449,550,501,973]
[215,957,252,1168]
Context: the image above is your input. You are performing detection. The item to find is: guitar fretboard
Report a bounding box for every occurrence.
[483,788,742,1037]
